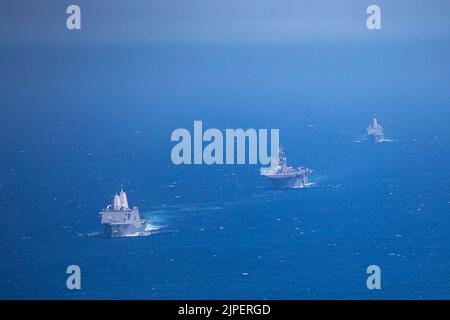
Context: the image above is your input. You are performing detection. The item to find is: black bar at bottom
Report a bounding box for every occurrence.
[0,300,446,318]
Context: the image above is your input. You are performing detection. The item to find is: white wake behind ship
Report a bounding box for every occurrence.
[100,188,146,237]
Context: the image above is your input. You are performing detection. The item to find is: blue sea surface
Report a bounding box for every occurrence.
[0,42,449,299]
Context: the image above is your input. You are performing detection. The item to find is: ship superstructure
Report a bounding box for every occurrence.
[367,118,384,142]
[260,148,313,189]
[100,188,146,237]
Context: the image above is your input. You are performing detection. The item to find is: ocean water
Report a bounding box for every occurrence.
[0,42,449,299]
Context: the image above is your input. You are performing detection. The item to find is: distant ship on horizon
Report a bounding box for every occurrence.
[260,148,313,189]
[100,188,146,237]
[367,117,385,142]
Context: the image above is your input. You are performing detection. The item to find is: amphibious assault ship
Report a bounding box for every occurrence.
[260,148,313,189]
[367,118,384,142]
[100,188,146,237]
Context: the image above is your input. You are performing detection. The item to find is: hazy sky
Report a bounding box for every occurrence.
[1,0,450,45]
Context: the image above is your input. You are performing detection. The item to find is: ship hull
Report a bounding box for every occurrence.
[104,223,145,238]
[369,134,384,143]
[266,175,305,189]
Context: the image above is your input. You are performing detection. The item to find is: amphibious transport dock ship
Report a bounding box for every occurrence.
[260,148,313,189]
[100,188,146,237]
[367,118,384,142]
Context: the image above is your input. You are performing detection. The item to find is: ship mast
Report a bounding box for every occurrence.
[119,187,129,209]
[279,147,287,170]
[113,194,121,210]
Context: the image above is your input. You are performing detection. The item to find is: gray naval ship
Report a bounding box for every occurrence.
[367,117,384,142]
[260,148,313,189]
[100,188,146,237]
